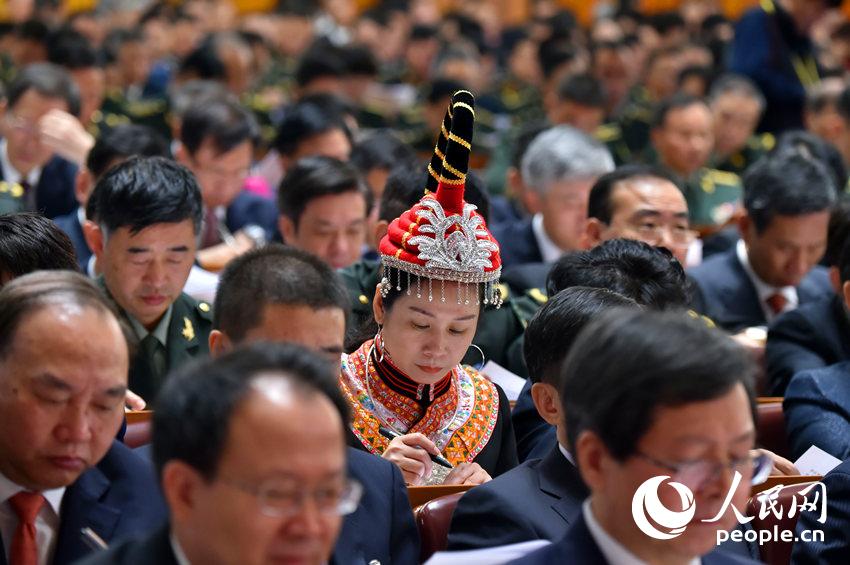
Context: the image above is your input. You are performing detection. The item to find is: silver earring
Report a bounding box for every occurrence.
[374,330,386,364]
[468,343,485,368]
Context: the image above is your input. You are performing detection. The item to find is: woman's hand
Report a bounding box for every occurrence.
[443,462,491,486]
[381,432,440,485]
[753,448,799,476]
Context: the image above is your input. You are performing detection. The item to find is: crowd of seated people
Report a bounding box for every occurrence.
[6,0,850,563]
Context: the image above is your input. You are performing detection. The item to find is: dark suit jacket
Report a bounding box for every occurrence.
[130,445,420,565]
[511,379,556,463]
[501,263,550,295]
[0,153,78,219]
[766,294,850,396]
[334,449,419,565]
[688,248,832,332]
[53,209,92,272]
[784,361,850,460]
[507,511,760,565]
[72,525,177,565]
[0,441,167,565]
[225,191,278,242]
[791,457,850,564]
[446,444,588,550]
[491,219,543,268]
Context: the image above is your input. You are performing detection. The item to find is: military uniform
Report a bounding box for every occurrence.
[100,279,213,402]
[0,180,26,215]
[95,88,171,142]
[595,122,635,166]
[712,133,775,176]
[340,258,534,369]
[615,86,655,160]
[681,168,743,229]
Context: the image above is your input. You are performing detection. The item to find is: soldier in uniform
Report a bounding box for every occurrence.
[650,93,742,230]
[84,156,212,403]
[708,74,772,176]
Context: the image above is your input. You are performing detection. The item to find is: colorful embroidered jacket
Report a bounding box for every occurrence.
[340,339,518,478]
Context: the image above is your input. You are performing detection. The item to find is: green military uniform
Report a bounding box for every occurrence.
[595,122,635,166]
[711,133,775,176]
[615,86,655,161]
[681,168,743,229]
[503,288,548,380]
[100,279,213,402]
[95,88,172,142]
[339,258,535,369]
[0,180,27,215]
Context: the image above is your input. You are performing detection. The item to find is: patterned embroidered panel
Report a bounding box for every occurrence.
[339,339,500,467]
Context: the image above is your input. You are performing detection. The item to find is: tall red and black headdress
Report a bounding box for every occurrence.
[378,90,503,307]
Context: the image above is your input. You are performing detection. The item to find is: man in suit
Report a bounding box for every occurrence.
[0,63,80,219]
[689,148,836,333]
[175,97,278,272]
[52,124,170,272]
[0,271,166,565]
[208,245,419,564]
[766,205,850,396]
[510,240,691,461]
[511,310,762,565]
[83,157,212,403]
[491,125,614,270]
[447,288,637,550]
[79,342,355,565]
[277,156,371,270]
[582,164,695,266]
[792,456,850,563]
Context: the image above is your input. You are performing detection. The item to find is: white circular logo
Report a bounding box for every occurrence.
[631,475,697,540]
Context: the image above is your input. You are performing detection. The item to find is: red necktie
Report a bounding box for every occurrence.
[766,293,788,315]
[9,491,45,565]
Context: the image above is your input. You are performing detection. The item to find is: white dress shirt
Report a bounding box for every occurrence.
[0,473,65,565]
[736,240,798,322]
[558,443,575,466]
[531,213,563,263]
[583,500,700,565]
[0,138,42,187]
[170,532,192,565]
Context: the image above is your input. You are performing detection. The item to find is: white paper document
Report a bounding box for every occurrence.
[424,539,551,565]
[480,361,526,401]
[793,445,842,476]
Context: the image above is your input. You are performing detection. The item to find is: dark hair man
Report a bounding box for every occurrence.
[205,244,420,564]
[0,271,166,564]
[511,239,691,462]
[0,212,77,283]
[766,198,850,396]
[175,97,277,272]
[0,62,81,218]
[78,342,353,565]
[708,74,768,176]
[53,124,170,272]
[583,164,694,266]
[83,156,211,402]
[447,287,638,551]
[274,99,353,170]
[689,149,836,332]
[277,156,370,270]
[514,310,761,565]
[650,94,742,229]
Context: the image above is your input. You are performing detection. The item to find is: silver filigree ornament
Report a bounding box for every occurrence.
[407,199,498,274]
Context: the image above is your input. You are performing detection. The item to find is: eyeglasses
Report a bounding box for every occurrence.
[4,114,39,137]
[219,476,363,518]
[630,223,698,249]
[634,451,772,492]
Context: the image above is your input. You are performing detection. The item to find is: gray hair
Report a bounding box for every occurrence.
[521,126,615,194]
[708,74,766,113]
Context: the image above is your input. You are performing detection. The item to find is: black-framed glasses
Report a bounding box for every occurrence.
[634,451,772,491]
[219,476,363,518]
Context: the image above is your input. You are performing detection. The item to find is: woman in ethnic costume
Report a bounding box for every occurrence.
[339,90,518,486]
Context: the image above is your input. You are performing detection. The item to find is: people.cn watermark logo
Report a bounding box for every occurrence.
[631,475,696,540]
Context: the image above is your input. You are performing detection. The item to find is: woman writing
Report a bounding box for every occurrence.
[340,90,518,486]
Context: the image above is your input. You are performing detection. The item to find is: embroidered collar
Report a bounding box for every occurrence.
[372,338,452,404]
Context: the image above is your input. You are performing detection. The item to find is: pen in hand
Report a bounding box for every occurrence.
[379,426,454,468]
